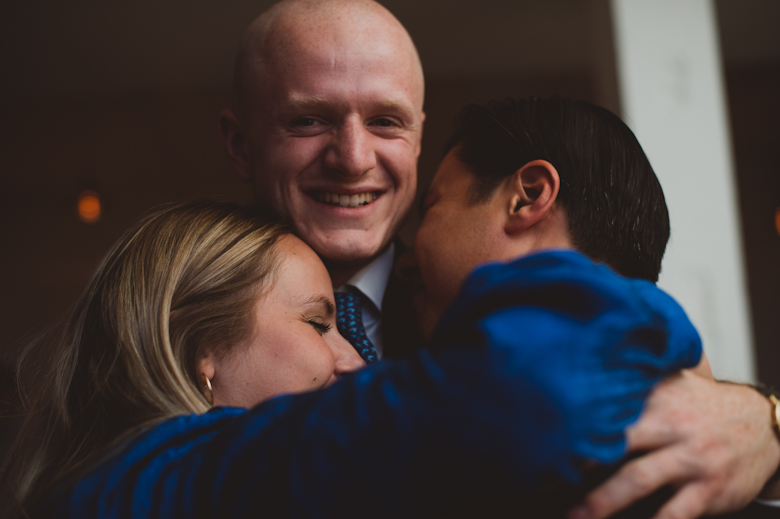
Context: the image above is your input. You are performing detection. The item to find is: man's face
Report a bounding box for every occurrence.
[239,31,424,265]
[413,149,505,338]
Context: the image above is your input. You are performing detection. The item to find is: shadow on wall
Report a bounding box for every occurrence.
[0,94,249,367]
[725,65,780,391]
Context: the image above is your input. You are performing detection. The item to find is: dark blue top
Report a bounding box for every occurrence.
[35,251,702,518]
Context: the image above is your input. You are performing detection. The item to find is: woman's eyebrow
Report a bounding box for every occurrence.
[301,295,335,315]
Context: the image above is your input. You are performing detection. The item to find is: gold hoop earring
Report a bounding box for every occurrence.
[201,373,214,406]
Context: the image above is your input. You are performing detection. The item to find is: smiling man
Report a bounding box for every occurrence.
[219,0,424,359]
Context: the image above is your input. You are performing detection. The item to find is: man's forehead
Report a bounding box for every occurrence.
[266,32,419,79]
[260,1,412,62]
[238,0,424,114]
[418,157,479,220]
[433,151,476,193]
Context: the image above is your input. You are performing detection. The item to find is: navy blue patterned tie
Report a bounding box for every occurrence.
[335,291,379,364]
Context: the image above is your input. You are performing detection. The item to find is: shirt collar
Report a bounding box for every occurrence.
[338,243,395,313]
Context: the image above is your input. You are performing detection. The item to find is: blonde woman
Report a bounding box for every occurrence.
[0,201,362,518]
[1,200,699,519]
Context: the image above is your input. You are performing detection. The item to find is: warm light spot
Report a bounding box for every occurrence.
[78,190,101,224]
[776,207,780,237]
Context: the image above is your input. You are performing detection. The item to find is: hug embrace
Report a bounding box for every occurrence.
[3,1,779,518]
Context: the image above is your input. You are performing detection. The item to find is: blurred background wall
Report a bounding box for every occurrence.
[1,0,778,403]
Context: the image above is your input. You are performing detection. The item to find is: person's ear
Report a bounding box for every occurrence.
[504,160,560,235]
[219,109,252,182]
[197,352,217,405]
[198,353,216,379]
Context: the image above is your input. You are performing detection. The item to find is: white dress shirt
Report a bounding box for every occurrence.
[335,243,395,359]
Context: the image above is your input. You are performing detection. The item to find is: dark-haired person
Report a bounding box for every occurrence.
[413,98,675,338]
[410,97,780,517]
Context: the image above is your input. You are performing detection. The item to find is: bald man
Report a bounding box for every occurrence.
[220,0,423,360]
[218,2,780,518]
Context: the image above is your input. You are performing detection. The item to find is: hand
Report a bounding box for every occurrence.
[569,370,780,519]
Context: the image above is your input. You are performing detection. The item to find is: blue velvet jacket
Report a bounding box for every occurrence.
[34,251,702,518]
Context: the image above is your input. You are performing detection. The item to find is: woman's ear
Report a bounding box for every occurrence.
[504,160,561,235]
[198,353,216,381]
[197,352,217,406]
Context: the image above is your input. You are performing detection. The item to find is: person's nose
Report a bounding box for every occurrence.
[331,332,367,376]
[323,116,377,178]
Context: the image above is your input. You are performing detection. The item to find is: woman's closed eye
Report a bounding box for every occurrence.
[307,320,332,336]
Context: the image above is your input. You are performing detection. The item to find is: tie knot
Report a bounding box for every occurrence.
[335,290,361,311]
[335,290,378,364]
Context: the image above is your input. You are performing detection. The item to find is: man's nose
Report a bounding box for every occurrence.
[323,117,377,178]
[332,332,367,375]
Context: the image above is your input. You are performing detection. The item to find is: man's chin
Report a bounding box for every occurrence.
[302,230,392,266]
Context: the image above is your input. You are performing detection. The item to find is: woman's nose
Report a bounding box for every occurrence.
[332,332,367,375]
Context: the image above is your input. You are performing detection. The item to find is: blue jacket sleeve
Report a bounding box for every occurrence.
[39,251,701,519]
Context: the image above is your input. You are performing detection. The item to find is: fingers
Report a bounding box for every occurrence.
[651,484,708,519]
[625,373,702,452]
[570,449,688,519]
[571,375,778,519]
[625,413,677,452]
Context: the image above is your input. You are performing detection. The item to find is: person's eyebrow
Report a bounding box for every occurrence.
[287,95,329,108]
[377,98,414,112]
[300,295,335,315]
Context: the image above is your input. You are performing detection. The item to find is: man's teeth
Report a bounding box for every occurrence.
[316,191,378,208]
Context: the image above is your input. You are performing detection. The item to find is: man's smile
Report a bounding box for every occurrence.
[308,190,381,208]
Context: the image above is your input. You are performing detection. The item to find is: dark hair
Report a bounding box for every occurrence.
[445,97,669,282]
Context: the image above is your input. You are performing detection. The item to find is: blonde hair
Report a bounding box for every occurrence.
[0,201,287,518]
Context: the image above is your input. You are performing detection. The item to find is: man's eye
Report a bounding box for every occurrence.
[292,117,318,127]
[307,320,332,336]
[369,118,396,127]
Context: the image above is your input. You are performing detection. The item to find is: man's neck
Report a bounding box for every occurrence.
[325,259,375,289]
[324,243,396,289]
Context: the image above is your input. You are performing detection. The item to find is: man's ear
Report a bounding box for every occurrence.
[504,160,560,235]
[219,109,252,182]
